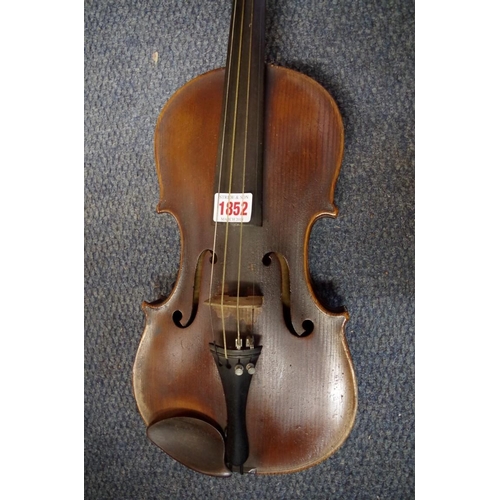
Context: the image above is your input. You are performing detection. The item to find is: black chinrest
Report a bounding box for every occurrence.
[147,416,231,477]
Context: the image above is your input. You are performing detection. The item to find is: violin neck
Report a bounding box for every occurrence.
[215,0,266,226]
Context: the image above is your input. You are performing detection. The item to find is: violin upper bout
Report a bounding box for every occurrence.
[154,68,225,219]
[264,65,345,224]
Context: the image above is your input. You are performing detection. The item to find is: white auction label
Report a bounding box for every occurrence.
[213,193,253,223]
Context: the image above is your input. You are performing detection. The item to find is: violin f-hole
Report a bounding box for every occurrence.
[173,249,215,328]
[262,252,314,337]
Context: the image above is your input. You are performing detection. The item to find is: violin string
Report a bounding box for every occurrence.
[236,0,255,347]
[208,0,239,356]
[250,0,261,340]
[220,0,247,358]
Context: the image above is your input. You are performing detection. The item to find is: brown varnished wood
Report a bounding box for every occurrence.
[132,65,357,474]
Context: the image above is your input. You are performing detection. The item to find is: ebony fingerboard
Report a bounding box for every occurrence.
[214,0,266,226]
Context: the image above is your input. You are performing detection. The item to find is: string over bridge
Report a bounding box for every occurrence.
[205,294,263,325]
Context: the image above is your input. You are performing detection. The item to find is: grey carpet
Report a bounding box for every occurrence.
[84,0,414,498]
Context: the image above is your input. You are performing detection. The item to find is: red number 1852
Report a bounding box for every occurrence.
[219,200,249,217]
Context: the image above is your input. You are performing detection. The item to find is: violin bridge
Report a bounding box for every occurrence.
[205,294,263,324]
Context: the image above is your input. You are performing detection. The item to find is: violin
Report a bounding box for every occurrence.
[133,0,357,476]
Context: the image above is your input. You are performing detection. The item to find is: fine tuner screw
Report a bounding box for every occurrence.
[234,363,256,376]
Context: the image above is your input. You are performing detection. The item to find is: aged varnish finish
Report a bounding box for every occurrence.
[133,0,357,476]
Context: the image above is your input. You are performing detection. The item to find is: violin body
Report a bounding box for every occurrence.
[132,64,357,475]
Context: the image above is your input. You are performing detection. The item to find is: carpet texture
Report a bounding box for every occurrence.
[85,0,414,498]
